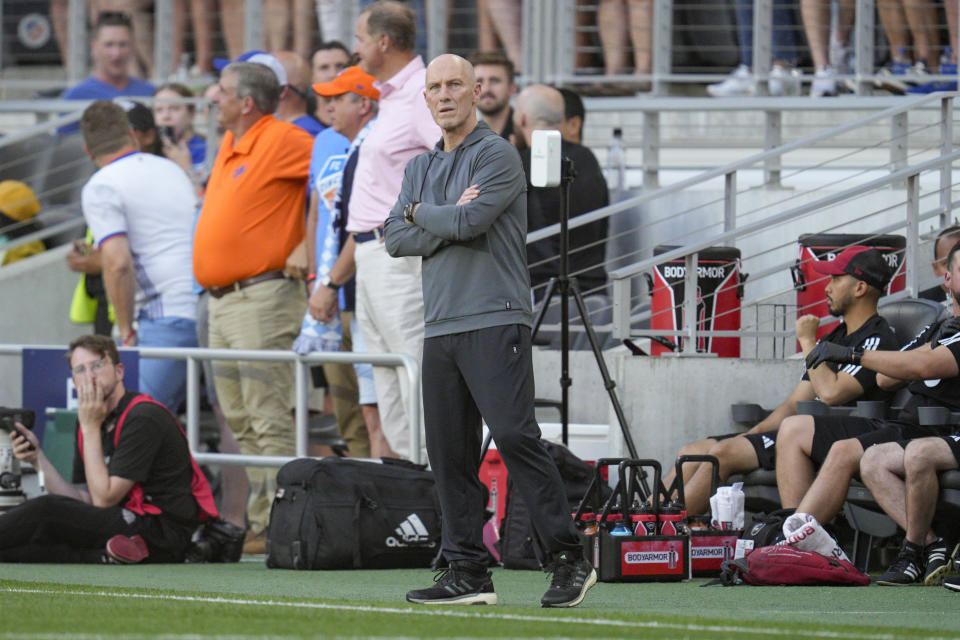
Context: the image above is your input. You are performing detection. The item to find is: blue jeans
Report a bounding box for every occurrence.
[735,0,802,67]
[138,315,198,413]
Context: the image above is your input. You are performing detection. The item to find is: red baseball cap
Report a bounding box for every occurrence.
[312,66,380,100]
[811,245,893,290]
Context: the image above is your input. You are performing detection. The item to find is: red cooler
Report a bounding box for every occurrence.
[793,234,905,339]
[649,246,744,357]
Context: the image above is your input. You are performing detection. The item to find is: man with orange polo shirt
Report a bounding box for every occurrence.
[192,61,313,552]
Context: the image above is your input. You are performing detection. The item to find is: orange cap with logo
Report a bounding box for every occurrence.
[312,65,380,101]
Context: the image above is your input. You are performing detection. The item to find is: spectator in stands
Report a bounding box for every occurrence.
[311,41,353,127]
[79,100,199,415]
[153,83,207,183]
[323,0,440,460]
[875,0,939,93]
[477,0,523,71]
[121,100,162,156]
[193,61,313,554]
[0,181,46,266]
[665,247,897,514]
[220,0,314,61]
[557,87,586,145]
[919,226,960,305]
[799,0,855,97]
[1,335,215,563]
[386,53,596,609]
[707,1,802,97]
[468,51,517,141]
[597,0,652,93]
[513,84,609,299]
[63,11,154,102]
[840,244,960,586]
[781,244,960,529]
[297,65,389,458]
[89,1,155,76]
[312,41,352,84]
[275,51,326,136]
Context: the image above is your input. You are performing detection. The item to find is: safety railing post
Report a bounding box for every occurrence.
[752,0,773,96]
[652,0,672,96]
[643,110,660,189]
[522,0,544,84]
[853,0,875,95]
[294,357,309,458]
[890,112,908,185]
[764,110,782,187]
[682,253,699,354]
[243,0,264,52]
[556,0,577,84]
[941,95,954,228]
[426,0,448,67]
[154,0,175,83]
[724,171,737,245]
[612,276,631,340]
[67,0,88,83]
[186,355,200,451]
[906,173,920,297]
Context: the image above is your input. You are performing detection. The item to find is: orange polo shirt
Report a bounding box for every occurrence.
[193,114,313,288]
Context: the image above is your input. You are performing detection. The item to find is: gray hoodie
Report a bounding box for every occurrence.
[384,121,531,338]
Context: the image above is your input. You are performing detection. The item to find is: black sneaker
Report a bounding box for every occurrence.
[944,573,960,592]
[541,551,597,608]
[876,544,922,586]
[923,539,952,586]
[406,566,498,605]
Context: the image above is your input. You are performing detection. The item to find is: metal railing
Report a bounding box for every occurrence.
[0,345,423,467]
[2,0,959,94]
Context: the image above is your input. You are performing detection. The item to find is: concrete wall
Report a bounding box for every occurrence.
[0,245,90,405]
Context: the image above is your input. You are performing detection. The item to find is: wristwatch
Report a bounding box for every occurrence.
[320,275,339,291]
[403,201,418,223]
[851,347,864,365]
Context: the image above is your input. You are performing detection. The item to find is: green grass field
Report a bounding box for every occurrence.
[1,559,959,639]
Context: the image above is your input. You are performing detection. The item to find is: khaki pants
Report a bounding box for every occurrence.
[208,277,306,533]
[354,240,426,461]
[322,310,370,457]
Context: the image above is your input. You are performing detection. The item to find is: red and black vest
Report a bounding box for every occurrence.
[77,393,218,521]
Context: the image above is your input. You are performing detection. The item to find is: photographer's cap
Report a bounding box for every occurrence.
[812,245,892,290]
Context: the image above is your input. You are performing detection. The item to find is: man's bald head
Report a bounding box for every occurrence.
[424,54,479,147]
[512,84,565,147]
[274,51,312,92]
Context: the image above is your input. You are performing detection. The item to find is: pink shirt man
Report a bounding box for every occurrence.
[345,56,441,233]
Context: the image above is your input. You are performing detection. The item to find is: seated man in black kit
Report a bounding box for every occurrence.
[786,241,960,548]
[665,247,897,515]
[0,334,215,563]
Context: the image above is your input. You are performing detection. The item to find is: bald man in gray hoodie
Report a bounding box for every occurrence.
[385,54,596,609]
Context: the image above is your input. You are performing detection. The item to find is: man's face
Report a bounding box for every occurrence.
[474,64,514,116]
[353,14,383,77]
[91,25,133,82]
[946,251,960,304]
[312,48,350,84]
[824,274,857,316]
[214,71,244,130]
[424,59,479,134]
[330,92,363,137]
[933,235,960,289]
[70,347,122,401]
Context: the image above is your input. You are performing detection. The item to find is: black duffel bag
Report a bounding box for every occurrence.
[266,457,441,570]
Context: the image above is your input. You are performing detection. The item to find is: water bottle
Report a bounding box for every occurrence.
[610,523,632,536]
[175,53,191,83]
[318,314,342,353]
[607,128,626,199]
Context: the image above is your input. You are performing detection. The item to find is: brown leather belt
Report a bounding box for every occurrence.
[207,270,288,299]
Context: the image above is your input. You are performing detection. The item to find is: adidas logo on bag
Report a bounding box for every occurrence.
[385,513,435,548]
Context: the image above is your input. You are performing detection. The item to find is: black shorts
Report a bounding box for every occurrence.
[940,434,960,466]
[810,415,954,464]
[706,430,776,471]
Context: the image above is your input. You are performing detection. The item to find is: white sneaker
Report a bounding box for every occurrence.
[769,64,801,96]
[829,39,854,74]
[810,66,838,97]
[707,64,755,97]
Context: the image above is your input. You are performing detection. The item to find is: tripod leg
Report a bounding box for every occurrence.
[569,279,639,460]
[531,277,559,342]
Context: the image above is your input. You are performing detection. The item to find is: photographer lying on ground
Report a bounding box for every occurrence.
[0,334,216,563]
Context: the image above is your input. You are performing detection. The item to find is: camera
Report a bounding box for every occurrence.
[0,407,35,435]
[185,518,245,563]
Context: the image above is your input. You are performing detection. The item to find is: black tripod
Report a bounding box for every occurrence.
[530,157,638,459]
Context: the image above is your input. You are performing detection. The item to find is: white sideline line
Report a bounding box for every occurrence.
[2,587,956,640]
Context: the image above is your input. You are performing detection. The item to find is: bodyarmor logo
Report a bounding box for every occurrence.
[624,549,679,568]
[385,513,435,547]
[691,544,735,561]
